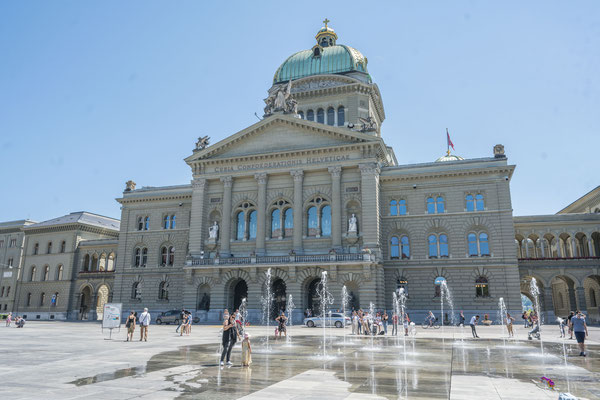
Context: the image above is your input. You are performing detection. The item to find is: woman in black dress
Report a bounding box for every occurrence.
[220,314,239,366]
[275,312,287,339]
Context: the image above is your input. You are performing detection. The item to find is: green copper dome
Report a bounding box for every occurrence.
[273,23,370,84]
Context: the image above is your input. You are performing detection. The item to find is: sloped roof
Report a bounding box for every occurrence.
[25,212,120,231]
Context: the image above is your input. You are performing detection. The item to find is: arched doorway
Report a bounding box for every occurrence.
[344,281,360,311]
[307,278,322,315]
[79,286,92,320]
[95,285,110,320]
[272,278,286,320]
[197,284,211,311]
[231,279,248,311]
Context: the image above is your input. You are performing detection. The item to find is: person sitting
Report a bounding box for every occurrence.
[16,316,26,328]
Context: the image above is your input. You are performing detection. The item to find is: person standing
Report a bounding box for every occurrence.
[241,333,252,366]
[351,311,358,335]
[391,312,398,336]
[5,312,12,327]
[469,315,480,338]
[570,310,589,357]
[567,311,575,339]
[275,312,287,339]
[125,310,136,341]
[220,314,240,366]
[505,313,515,337]
[382,312,389,335]
[180,312,188,336]
[458,311,465,327]
[403,313,410,336]
[139,308,151,342]
[176,309,186,333]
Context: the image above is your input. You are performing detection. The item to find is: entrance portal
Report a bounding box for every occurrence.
[96,285,109,320]
[307,278,322,315]
[272,278,286,320]
[232,279,248,311]
[79,286,92,320]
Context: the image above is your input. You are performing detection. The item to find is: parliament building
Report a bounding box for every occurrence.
[2,23,599,324]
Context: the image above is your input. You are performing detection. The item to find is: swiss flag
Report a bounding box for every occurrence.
[446,129,455,151]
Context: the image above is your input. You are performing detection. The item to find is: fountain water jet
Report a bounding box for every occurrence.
[261,268,273,351]
[342,285,351,343]
[439,280,455,338]
[286,294,294,345]
[239,297,248,336]
[318,271,334,359]
[497,297,508,345]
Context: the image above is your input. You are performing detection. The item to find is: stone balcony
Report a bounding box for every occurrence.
[517,256,600,267]
[186,252,374,267]
[77,270,115,279]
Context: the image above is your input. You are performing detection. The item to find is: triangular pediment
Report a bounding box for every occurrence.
[185,114,379,163]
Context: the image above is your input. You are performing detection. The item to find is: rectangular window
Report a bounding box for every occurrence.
[0,240,4,248]
[10,239,16,247]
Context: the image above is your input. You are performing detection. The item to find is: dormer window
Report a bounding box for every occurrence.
[313,47,321,57]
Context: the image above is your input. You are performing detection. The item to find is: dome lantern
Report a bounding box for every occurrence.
[315,18,338,48]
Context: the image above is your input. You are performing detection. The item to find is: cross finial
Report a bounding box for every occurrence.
[323,18,330,28]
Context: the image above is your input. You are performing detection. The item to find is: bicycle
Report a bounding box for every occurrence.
[421,317,441,329]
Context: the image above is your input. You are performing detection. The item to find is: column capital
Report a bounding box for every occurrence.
[254,172,268,185]
[191,178,206,189]
[328,166,342,178]
[220,176,233,187]
[290,169,304,181]
[359,162,380,175]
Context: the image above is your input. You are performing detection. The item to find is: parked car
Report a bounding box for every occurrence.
[155,310,181,325]
[304,313,350,328]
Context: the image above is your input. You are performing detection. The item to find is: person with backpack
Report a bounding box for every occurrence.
[139,308,151,342]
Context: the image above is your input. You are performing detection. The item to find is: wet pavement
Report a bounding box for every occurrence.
[2,322,599,399]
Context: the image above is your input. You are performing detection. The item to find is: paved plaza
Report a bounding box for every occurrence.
[1,322,599,399]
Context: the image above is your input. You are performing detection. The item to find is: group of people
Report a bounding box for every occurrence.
[4,313,26,328]
[350,310,412,336]
[125,308,151,342]
[220,311,252,367]
[176,309,193,336]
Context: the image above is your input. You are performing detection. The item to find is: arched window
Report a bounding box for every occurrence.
[401,236,410,259]
[142,248,148,266]
[284,208,293,237]
[390,200,398,216]
[427,198,436,214]
[468,233,478,256]
[91,254,98,271]
[170,215,176,229]
[163,215,170,229]
[60,240,66,253]
[271,209,281,238]
[434,277,446,297]
[236,211,245,240]
[137,217,143,231]
[390,236,400,259]
[47,242,52,254]
[440,234,449,257]
[466,194,475,212]
[479,233,490,256]
[27,293,32,306]
[398,199,407,215]
[590,288,597,308]
[161,246,168,266]
[144,217,150,230]
[134,248,141,267]
[83,254,90,271]
[317,108,324,123]
[107,253,115,271]
[43,265,49,281]
[52,292,59,307]
[307,109,314,121]
[476,194,485,211]
[428,235,438,258]
[131,282,141,299]
[327,107,335,126]
[475,277,489,297]
[158,281,169,300]
[248,210,258,239]
[30,266,37,282]
[161,245,175,266]
[40,292,46,306]
[337,106,345,126]
[5,287,10,296]
[436,196,445,213]
[56,265,63,280]
[307,206,318,237]
[99,253,106,271]
[298,111,304,119]
[33,243,39,255]
[321,205,331,237]
[168,246,175,265]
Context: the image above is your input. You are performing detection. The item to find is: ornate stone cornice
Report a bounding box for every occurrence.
[359,162,380,176]
[192,178,206,189]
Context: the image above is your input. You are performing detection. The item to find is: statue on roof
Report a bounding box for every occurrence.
[358,116,377,132]
[264,80,297,116]
[195,135,210,151]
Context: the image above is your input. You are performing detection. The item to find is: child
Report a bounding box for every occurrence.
[557,317,566,338]
[506,313,515,337]
[241,333,252,366]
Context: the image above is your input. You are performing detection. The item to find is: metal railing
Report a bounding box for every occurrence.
[190,252,370,266]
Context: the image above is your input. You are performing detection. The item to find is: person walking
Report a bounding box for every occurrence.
[139,308,151,342]
[220,314,240,366]
[506,313,515,337]
[391,312,398,336]
[469,315,480,338]
[458,311,465,327]
[125,310,136,341]
[570,310,589,356]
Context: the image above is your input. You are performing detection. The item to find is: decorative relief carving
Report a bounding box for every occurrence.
[328,166,342,178]
[254,172,268,185]
[220,176,233,187]
[192,178,206,189]
[291,79,347,92]
[290,169,304,181]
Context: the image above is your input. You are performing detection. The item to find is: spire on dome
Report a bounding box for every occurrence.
[315,18,338,47]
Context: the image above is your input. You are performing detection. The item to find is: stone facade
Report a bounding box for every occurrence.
[4,24,599,324]
[0,220,35,313]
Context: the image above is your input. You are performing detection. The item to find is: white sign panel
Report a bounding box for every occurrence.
[102,303,122,329]
[3,271,12,278]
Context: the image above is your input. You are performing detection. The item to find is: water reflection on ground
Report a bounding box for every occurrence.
[71,335,599,399]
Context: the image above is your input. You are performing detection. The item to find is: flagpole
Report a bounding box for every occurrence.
[446,128,450,156]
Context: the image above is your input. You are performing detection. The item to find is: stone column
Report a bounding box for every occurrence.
[588,237,595,257]
[188,178,207,257]
[359,163,381,251]
[570,236,578,258]
[220,176,233,257]
[539,238,545,258]
[523,239,530,258]
[575,286,587,312]
[328,166,342,250]
[255,173,268,256]
[291,170,304,253]
[555,234,562,258]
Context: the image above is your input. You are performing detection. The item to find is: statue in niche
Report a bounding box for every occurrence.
[198,293,210,311]
[208,221,219,240]
[348,213,358,233]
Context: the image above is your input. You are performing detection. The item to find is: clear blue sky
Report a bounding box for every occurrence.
[1,1,599,222]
